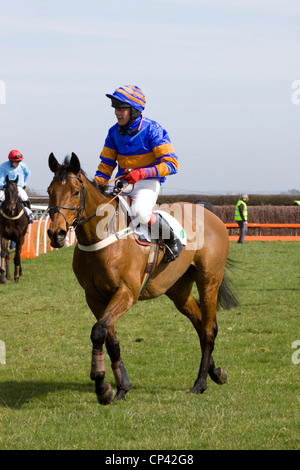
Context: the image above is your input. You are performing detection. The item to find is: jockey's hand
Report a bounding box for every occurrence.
[124,168,147,184]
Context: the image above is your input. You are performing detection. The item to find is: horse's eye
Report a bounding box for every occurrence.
[73,191,80,197]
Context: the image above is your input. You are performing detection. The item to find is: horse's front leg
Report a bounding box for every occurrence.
[0,238,9,283]
[89,284,135,405]
[106,326,132,401]
[13,239,23,283]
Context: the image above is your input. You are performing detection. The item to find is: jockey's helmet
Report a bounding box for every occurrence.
[8,150,23,162]
[106,85,146,113]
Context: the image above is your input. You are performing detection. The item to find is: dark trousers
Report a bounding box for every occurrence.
[237,220,247,243]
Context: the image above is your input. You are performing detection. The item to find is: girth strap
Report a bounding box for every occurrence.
[139,242,159,294]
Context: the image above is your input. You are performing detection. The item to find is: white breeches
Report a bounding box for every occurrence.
[123,178,161,227]
[0,186,29,202]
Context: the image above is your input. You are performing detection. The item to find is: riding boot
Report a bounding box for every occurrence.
[149,214,183,263]
[22,200,34,223]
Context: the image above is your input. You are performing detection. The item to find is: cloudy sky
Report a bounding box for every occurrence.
[1,0,300,195]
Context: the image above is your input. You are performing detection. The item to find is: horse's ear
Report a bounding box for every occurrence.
[14,176,19,184]
[5,175,9,184]
[49,153,60,173]
[70,152,81,174]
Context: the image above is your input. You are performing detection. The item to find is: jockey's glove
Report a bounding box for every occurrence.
[124,168,147,184]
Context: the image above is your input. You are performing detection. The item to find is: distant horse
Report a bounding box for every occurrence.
[0,176,29,283]
[47,153,238,404]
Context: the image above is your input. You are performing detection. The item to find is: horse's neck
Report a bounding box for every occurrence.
[81,173,112,209]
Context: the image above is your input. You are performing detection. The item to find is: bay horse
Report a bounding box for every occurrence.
[0,176,29,283]
[47,153,238,404]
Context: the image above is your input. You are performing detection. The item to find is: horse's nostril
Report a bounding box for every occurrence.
[56,229,67,241]
[47,229,67,248]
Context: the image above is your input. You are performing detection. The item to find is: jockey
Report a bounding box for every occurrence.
[0,150,34,223]
[94,85,182,262]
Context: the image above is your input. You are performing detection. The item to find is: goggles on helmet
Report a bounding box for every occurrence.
[8,150,23,161]
[106,85,146,113]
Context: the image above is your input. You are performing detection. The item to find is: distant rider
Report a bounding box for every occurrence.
[0,150,34,223]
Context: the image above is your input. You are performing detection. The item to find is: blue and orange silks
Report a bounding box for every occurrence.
[95,115,178,185]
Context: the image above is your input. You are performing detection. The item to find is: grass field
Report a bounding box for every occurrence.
[0,241,299,450]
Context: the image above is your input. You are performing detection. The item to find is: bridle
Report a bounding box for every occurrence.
[48,175,89,232]
[48,173,131,232]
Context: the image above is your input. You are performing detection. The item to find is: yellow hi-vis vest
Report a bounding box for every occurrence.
[235,200,248,221]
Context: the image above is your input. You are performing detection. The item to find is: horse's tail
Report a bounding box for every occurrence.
[217,259,239,310]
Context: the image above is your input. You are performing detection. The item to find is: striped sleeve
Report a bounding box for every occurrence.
[146,126,178,178]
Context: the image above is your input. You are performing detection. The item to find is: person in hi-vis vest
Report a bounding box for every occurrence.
[234,194,249,243]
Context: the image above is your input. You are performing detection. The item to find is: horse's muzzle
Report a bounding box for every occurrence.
[47,229,67,248]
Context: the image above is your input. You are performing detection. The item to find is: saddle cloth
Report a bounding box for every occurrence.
[118,195,187,246]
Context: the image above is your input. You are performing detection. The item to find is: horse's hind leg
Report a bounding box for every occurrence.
[106,326,132,401]
[166,273,208,392]
[166,270,226,394]
[190,275,226,393]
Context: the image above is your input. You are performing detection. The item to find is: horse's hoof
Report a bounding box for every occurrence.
[114,389,127,401]
[96,383,114,405]
[188,380,207,394]
[0,277,7,284]
[216,368,227,385]
[14,278,19,283]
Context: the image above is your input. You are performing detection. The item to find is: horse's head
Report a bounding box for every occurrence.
[47,152,84,248]
[4,176,19,213]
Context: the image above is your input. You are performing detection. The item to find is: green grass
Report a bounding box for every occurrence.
[0,241,299,450]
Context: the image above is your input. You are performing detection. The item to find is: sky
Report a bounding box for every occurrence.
[1,0,300,195]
